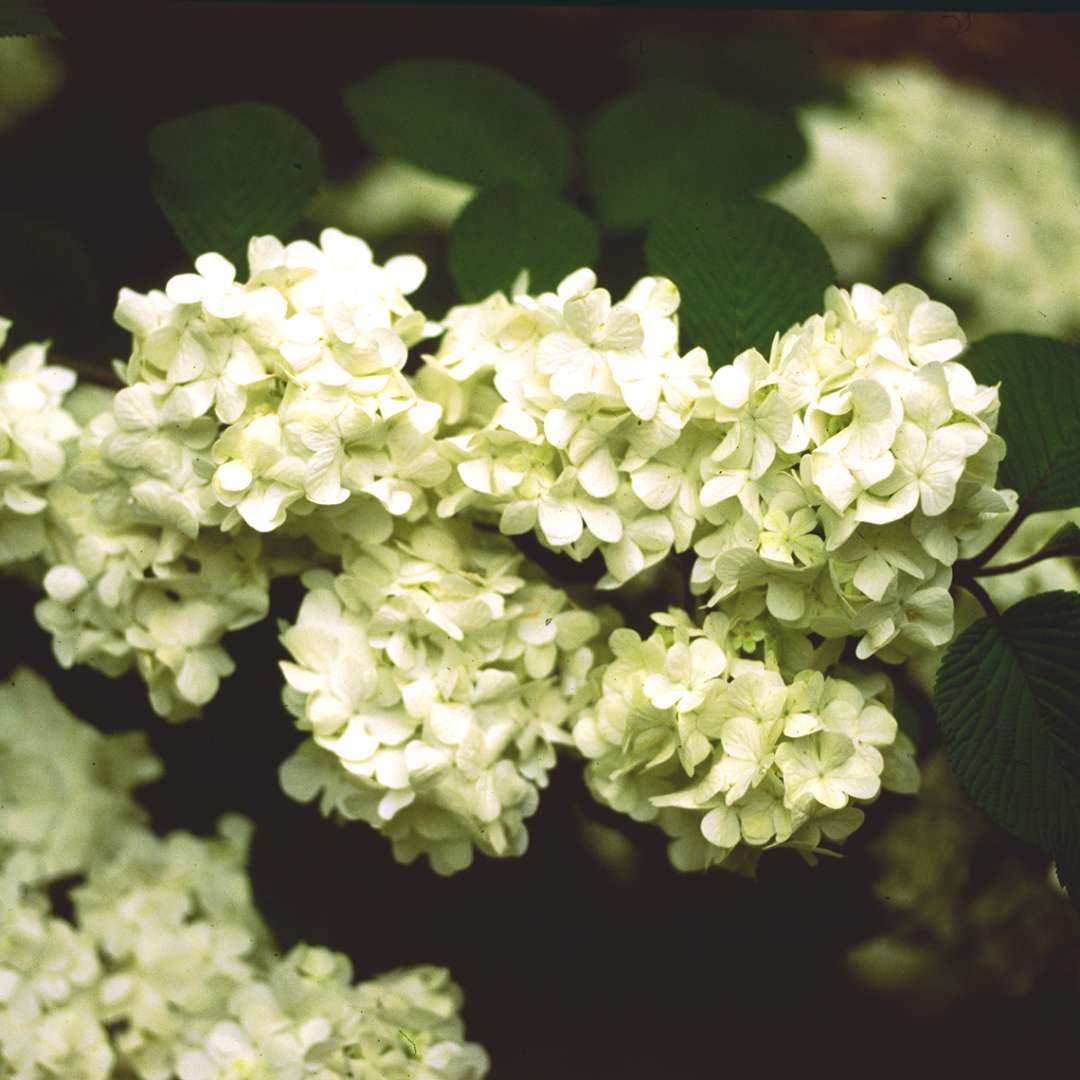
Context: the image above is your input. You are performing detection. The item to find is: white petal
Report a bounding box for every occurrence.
[165,273,206,305]
[538,498,583,546]
[701,805,740,848]
[580,501,623,543]
[578,448,618,498]
[853,552,894,602]
[712,363,752,409]
[631,463,681,510]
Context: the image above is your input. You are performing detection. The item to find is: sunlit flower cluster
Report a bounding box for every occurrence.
[573,608,918,873]
[29,229,450,719]
[423,269,713,586]
[6,224,1011,876]
[98,228,442,536]
[430,271,1010,661]
[278,516,608,874]
[0,668,490,1080]
[0,319,80,566]
[769,62,1080,339]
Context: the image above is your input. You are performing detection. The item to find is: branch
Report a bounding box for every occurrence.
[955,574,1000,622]
[55,356,123,390]
[975,542,1080,578]
[954,479,1049,578]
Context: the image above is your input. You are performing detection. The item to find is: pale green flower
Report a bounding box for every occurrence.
[279,518,603,873]
[775,730,882,810]
[758,506,825,567]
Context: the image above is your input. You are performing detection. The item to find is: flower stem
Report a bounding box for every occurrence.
[957,483,1046,575]
[58,356,123,389]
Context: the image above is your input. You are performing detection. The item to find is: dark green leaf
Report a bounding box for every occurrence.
[645,197,834,367]
[345,61,570,192]
[1047,521,1080,550]
[1049,521,1080,544]
[935,590,1080,863]
[892,688,923,753]
[0,1,60,37]
[585,81,806,233]
[622,28,846,109]
[0,215,105,354]
[148,103,324,272]
[962,334,1080,512]
[448,186,599,302]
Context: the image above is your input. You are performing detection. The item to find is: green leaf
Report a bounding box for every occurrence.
[345,61,570,192]
[892,688,923,753]
[962,334,1080,512]
[0,215,105,354]
[622,28,846,109]
[148,103,324,273]
[0,0,60,37]
[448,186,599,303]
[1047,521,1080,550]
[585,81,806,233]
[935,590,1080,863]
[645,197,834,367]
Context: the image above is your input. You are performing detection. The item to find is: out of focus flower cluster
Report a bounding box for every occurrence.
[0,668,490,1080]
[769,62,1080,340]
[429,272,1011,661]
[573,608,918,873]
[278,516,608,875]
[846,750,1080,1008]
[0,317,80,566]
[307,159,475,240]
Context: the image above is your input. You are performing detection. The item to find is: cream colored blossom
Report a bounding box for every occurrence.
[573,610,916,874]
[279,517,606,873]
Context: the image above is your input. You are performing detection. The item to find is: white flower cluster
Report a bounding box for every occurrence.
[106,229,440,536]
[0,318,80,566]
[430,271,1011,660]
[0,668,490,1080]
[30,228,453,720]
[35,482,270,721]
[573,608,918,873]
[278,516,607,875]
[423,269,712,584]
[8,225,998,877]
[689,282,1012,660]
[769,62,1080,339]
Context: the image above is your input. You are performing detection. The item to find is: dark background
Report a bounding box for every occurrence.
[3,6,1080,1076]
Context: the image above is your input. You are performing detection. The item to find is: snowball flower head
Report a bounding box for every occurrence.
[573,609,918,874]
[278,515,608,874]
[689,283,1011,660]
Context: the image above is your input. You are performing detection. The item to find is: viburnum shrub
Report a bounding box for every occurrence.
[3,53,1080,1079]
